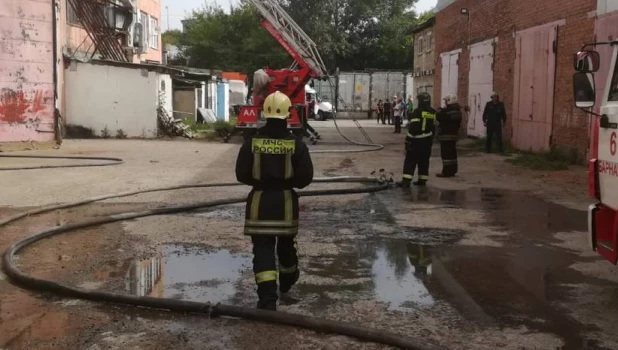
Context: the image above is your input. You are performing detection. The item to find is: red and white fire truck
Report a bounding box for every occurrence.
[230,0,330,141]
[573,43,618,264]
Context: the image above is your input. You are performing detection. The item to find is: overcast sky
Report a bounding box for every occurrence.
[161,0,438,31]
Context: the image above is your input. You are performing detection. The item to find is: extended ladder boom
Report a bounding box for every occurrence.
[247,0,329,78]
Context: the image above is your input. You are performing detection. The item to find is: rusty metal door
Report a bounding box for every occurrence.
[467,39,495,138]
[0,0,55,143]
[512,25,557,152]
[441,50,459,107]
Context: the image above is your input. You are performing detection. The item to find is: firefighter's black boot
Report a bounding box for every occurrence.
[413,180,427,187]
[397,179,412,188]
[256,298,277,311]
[279,269,300,294]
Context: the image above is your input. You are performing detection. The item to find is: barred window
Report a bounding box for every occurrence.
[67,2,80,26]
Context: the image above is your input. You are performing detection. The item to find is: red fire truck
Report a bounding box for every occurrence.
[573,43,618,264]
[228,0,329,141]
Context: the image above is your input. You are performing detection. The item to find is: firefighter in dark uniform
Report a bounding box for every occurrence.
[235,91,314,311]
[436,94,462,178]
[399,92,436,187]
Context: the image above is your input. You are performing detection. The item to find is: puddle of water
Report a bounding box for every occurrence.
[399,187,588,240]
[124,244,251,304]
[371,243,435,310]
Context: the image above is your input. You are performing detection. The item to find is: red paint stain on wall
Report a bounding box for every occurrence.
[0,90,30,123]
[31,90,44,113]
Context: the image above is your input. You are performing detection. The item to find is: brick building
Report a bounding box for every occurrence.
[412,17,436,103]
[433,0,595,156]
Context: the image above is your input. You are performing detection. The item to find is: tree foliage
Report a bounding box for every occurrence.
[172,0,427,74]
[162,29,182,46]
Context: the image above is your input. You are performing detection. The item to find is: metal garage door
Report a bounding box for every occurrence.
[467,39,495,138]
[512,24,557,152]
[441,50,460,107]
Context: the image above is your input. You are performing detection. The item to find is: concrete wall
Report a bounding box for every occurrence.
[65,61,168,138]
[0,0,56,144]
[434,0,595,157]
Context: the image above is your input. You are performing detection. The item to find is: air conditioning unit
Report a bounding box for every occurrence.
[123,46,135,57]
[133,22,146,54]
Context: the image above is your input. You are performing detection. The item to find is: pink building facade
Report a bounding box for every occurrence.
[0,0,57,145]
[1,0,162,145]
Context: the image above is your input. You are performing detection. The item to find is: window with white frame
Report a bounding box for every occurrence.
[149,17,159,49]
[139,11,149,51]
[426,32,432,52]
[417,37,424,56]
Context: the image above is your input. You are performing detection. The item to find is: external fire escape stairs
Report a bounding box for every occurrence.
[67,0,133,62]
[247,0,373,144]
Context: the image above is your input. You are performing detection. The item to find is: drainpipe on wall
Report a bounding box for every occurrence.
[52,0,62,146]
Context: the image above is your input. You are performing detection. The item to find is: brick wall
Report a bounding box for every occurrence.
[434,0,595,157]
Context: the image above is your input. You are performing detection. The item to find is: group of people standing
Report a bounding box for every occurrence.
[398,92,462,187]
[375,96,415,133]
[235,90,508,310]
[397,91,507,187]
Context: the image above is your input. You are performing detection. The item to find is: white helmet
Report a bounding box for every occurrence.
[444,94,458,105]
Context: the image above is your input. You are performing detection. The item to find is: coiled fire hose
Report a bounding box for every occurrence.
[1,176,446,350]
[0,154,124,171]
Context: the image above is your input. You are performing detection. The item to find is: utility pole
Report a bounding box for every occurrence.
[166,6,170,31]
[335,67,340,113]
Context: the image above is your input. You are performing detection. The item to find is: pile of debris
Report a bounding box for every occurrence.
[157,99,195,139]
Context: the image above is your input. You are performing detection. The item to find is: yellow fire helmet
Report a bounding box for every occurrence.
[263,91,292,119]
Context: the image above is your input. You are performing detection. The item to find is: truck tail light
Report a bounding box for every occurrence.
[589,158,600,200]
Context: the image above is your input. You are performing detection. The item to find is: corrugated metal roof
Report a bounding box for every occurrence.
[434,0,459,13]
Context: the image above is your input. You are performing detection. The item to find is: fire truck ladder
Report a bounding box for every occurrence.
[248,0,375,146]
[247,0,329,77]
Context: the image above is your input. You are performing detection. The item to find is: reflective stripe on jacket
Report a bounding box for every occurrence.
[236,123,314,236]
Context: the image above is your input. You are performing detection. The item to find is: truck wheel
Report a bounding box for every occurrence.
[315,111,325,121]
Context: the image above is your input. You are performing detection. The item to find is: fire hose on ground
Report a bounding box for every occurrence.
[0,154,124,171]
[0,171,446,350]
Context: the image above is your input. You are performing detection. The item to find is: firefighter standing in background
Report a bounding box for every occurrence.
[236,91,314,311]
[483,91,507,153]
[399,92,436,187]
[436,94,462,178]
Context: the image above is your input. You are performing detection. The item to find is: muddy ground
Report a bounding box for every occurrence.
[1,120,617,350]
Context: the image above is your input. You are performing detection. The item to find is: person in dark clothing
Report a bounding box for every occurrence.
[382,98,391,125]
[399,92,436,187]
[236,91,314,311]
[436,94,462,177]
[376,99,384,124]
[483,92,507,153]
